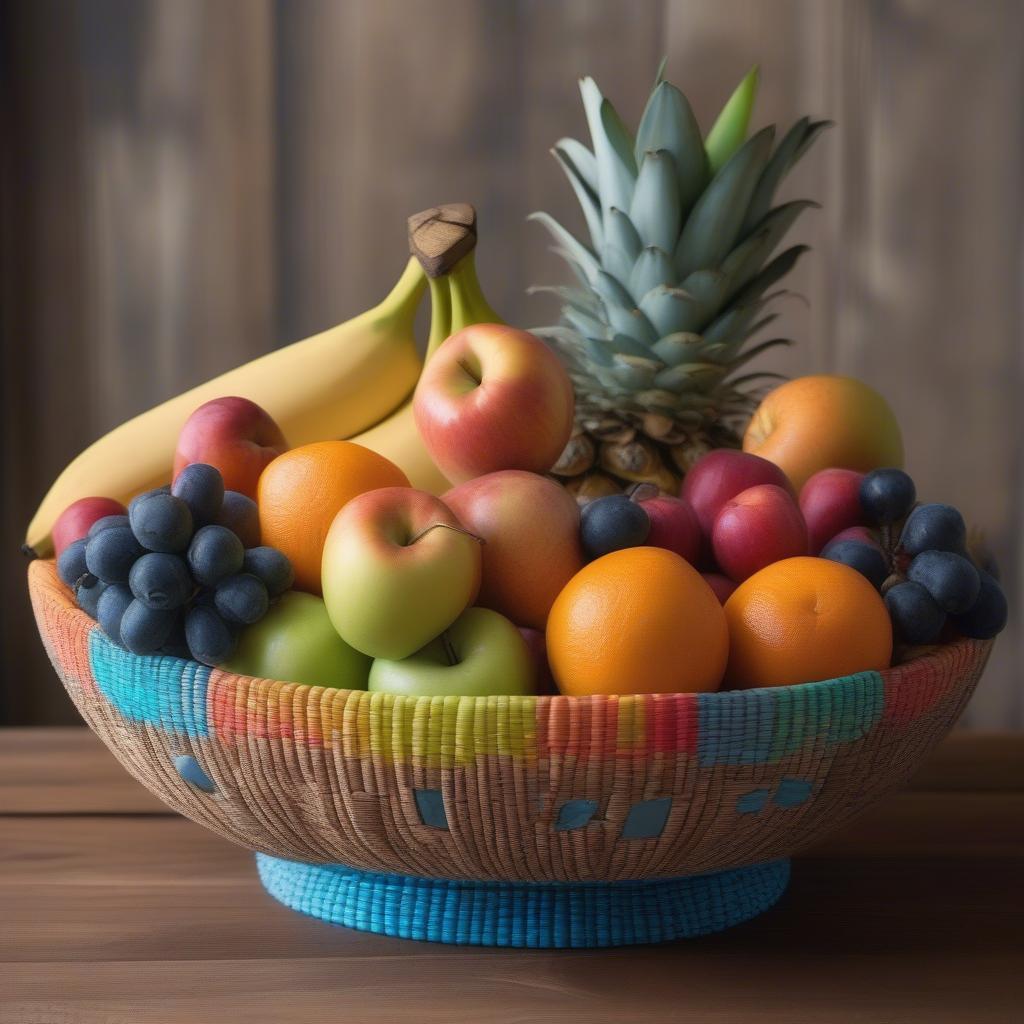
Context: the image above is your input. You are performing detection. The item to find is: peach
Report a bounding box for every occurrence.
[519,626,558,695]
[702,572,738,605]
[681,449,795,541]
[444,470,583,630]
[800,468,865,555]
[52,497,127,558]
[743,375,903,492]
[712,484,808,582]
[639,494,702,565]
[174,397,287,499]
[413,324,574,484]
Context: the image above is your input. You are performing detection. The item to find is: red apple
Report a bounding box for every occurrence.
[639,494,702,565]
[174,397,287,499]
[519,626,558,695]
[443,470,583,630]
[712,484,809,582]
[681,449,795,542]
[413,324,574,484]
[799,468,865,554]
[702,572,738,605]
[52,497,128,557]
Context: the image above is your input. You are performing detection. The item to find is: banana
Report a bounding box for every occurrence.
[25,257,427,557]
[351,208,504,492]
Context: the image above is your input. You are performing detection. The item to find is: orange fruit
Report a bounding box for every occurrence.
[257,441,408,594]
[724,556,892,688]
[743,375,903,491]
[546,547,728,696]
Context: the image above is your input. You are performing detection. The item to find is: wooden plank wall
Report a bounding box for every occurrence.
[2,0,1021,727]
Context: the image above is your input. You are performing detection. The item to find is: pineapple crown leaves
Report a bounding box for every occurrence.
[529,64,831,429]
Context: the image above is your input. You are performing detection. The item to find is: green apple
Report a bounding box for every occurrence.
[321,486,482,660]
[225,591,370,689]
[368,607,535,698]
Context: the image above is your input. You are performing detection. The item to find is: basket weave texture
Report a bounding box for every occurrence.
[30,559,991,884]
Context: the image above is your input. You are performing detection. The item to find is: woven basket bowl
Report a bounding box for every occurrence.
[30,559,992,945]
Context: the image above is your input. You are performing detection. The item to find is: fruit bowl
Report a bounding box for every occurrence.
[30,558,992,947]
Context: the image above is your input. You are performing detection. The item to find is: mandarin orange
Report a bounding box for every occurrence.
[724,556,892,688]
[546,546,728,696]
[257,441,408,594]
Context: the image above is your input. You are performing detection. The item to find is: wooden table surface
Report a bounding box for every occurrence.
[2,728,1022,1023]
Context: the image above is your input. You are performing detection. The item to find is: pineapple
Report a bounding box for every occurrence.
[531,65,829,498]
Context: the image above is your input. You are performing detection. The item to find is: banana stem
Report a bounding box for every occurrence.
[424,253,505,360]
[426,274,453,356]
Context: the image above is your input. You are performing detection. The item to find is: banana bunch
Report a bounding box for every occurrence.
[25,203,500,557]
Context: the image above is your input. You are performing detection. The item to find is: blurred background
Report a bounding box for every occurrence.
[2,0,1021,727]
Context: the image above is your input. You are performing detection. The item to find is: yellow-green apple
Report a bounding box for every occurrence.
[321,487,482,659]
[53,497,127,558]
[174,397,288,499]
[799,468,865,554]
[702,572,737,605]
[368,607,535,697]
[712,484,808,582]
[413,324,574,483]
[681,449,795,544]
[743,375,903,491]
[638,493,701,565]
[224,591,370,688]
[443,470,582,630]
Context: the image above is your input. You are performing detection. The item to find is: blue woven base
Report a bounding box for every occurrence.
[255,854,790,948]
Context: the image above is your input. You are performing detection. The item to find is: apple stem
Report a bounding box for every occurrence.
[628,483,660,504]
[440,630,460,667]
[406,522,485,547]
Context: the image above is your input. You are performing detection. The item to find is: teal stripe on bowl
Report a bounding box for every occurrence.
[698,671,885,767]
[89,630,209,737]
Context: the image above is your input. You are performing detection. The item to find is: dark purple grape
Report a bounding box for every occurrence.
[242,546,294,597]
[884,581,946,644]
[214,573,269,625]
[120,600,178,655]
[88,514,130,538]
[172,463,225,526]
[859,468,916,526]
[580,495,650,561]
[185,604,237,666]
[129,491,193,553]
[217,491,260,548]
[951,570,1008,640]
[128,552,193,610]
[821,539,889,591]
[158,615,191,658]
[75,575,108,619]
[900,504,966,556]
[187,525,244,587]
[96,583,133,644]
[907,550,981,614]
[85,526,144,583]
[57,538,90,587]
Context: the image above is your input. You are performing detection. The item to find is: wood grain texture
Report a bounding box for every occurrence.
[3,0,1022,727]
[1,729,1022,1023]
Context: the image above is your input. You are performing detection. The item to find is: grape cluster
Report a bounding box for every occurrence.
[57,464,293,665]
[822,468,1007,645]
